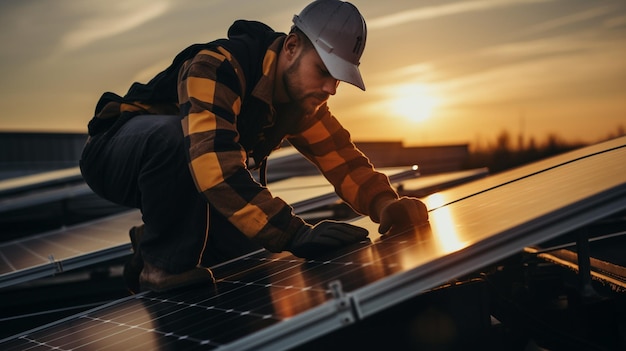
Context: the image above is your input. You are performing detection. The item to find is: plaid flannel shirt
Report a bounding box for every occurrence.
[178,34,398,252]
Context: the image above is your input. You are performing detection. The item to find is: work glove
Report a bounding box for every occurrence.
[378,196,429,234]
[287,220,369,259]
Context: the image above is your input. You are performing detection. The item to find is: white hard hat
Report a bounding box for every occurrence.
[293,0,367,90]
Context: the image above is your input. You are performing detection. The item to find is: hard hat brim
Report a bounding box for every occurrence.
[314,44,366,91]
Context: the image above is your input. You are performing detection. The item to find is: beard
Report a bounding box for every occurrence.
[282,53,329,117]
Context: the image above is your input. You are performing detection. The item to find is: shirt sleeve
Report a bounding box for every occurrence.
[287,104,399,217]
[179,47,304,252]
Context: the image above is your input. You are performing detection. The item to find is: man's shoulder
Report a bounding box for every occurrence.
[212,20,284,85]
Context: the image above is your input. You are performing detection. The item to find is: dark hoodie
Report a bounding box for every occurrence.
[87,20,285,162]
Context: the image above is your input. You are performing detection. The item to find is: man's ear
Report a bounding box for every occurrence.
[283,33,300,59]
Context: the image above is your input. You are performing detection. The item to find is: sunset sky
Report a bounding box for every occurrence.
[0,0,624,147]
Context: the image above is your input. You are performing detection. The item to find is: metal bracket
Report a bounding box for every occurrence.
[49,254,64,274]
[575,227,598,299]
[328,280,358,326]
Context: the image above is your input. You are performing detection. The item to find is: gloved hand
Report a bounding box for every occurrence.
[287,220,369,259]
[378,196,429,234]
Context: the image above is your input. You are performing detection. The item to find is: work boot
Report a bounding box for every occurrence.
[123,225,144,294]
[139,261,215,293]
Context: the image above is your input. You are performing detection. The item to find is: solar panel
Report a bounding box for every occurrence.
[0,168,418,288]
[0,182,93,213]
[426,136,626,210]
[269,167,418,213]
[0,210,141,288]
[0,167,83,198]
[395,167,488,197]
[2,137,624,350]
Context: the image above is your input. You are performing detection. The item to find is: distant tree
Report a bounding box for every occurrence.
[493,131,508,171]
[465,130,585,174]
[605,124,625,140]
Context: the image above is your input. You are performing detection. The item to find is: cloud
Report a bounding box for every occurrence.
[132,58,172,83]
[482,34,604,58]
[60,0,171,51]
[368,0,554,30]
[380,63,438,81]
[436,39,626,108]
[604,15,626,28]
[514,4,618,37]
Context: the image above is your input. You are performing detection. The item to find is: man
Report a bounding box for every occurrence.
[80,0,428,294]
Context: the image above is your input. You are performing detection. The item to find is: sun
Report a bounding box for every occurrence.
[390,83,440,123]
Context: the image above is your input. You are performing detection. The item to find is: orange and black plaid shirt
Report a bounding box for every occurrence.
[178,37,398,252]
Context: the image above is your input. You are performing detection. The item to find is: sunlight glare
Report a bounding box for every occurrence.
[389,83,441,123]
[424,193,464,253]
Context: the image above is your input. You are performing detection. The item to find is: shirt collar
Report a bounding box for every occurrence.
[250,36,284,107]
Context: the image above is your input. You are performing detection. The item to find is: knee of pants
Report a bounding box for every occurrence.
[80,114,186,207]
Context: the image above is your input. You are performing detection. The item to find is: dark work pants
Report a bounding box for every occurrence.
[79,115,261,273]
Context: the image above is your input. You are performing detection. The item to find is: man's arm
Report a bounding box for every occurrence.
[287,106,428,232]
[286,105,399,216]
[179,47,304,251]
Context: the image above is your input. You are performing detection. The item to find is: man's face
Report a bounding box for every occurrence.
[282,45,339,116]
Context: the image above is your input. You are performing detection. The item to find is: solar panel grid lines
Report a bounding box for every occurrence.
[214,231,434,351]
[0,293,140,349]
[215,241,408,293]
[0,227,428,350]
[2,292,221,350]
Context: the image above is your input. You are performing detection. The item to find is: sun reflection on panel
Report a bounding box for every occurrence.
[424,193,464,253]
[267,265,329,318]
